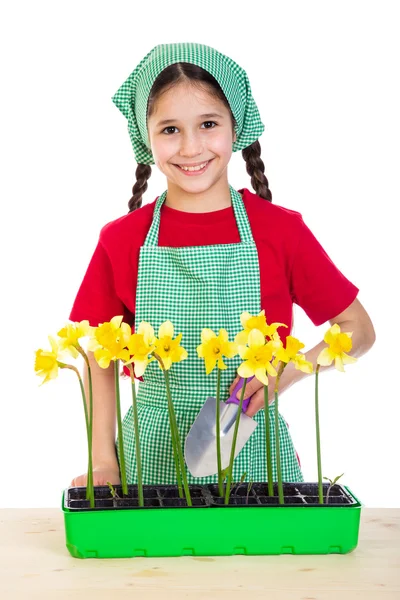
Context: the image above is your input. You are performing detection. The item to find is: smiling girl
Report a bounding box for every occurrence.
[69,43,375,489]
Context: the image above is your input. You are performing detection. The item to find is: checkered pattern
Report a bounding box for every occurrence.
[111,42,265,164]
[115,186,303,485]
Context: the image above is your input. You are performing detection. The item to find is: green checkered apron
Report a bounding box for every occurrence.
[116,185,304,485]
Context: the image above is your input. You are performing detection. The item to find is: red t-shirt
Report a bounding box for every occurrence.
[69,187,359,379]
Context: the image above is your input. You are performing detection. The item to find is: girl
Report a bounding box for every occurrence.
[70,43,375,489]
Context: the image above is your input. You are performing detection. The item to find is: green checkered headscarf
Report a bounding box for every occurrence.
[111,42,265,165]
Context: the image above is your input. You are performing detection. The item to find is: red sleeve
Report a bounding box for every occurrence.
[69,239,134,327]
[289,217,359,325]
[68,240,143,381]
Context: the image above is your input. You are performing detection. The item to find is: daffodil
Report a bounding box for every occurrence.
[89,316,134,496]
[35,336,62,385]
[197,328,238,496]
[271,333,313,504]
[317,323,357,372]
[151,321,191,506]
[230,327,282,502]
[225,327,279,504]
[234,310,287,346]
[125,321,157,378]
[153,321,188,371]
[314,324,357,504]
[88,315,131,369]
[57,320,93,359]
[122,321,158,507]
[236,328,278,385]
[293,352,314,374]
[58,320,95,499]
[196,328,238,375]
[34,334,95,507]
[273,335,306,366]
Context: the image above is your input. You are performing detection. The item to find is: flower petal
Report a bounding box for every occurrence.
[247,328,266,348]
[110,315,123,329]
[201,328,216,344]
[254,366,269,387]
[159,321,174,339]
[342,352,358,365]
[234,330,249,346]
[237,361,255,378]
[317,347,333,366]
[240,312,253,329]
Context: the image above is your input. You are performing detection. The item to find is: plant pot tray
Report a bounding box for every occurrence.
[62,482,362,558]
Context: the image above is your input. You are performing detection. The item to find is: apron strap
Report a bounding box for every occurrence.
[143,185,254,246]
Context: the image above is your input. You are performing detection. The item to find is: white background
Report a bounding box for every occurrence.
[1,1,398,508]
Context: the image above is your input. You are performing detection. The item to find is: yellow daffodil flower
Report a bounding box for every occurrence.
[196,328,238,375]
[57,320,93,358]
[273,335,305,366]
[34,336,63,385]
[234,310,287,346]
[153,321,188,371]
[88,316,132,369]
[236,328,277,386]
[317,323,357,372]
[125,321,158,377]
[292,352,314,374]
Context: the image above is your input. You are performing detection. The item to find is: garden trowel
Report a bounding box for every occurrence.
[184,375,257,477]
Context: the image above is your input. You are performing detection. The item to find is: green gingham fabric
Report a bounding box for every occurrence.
[111,42,265,164]
[115,186,303,485]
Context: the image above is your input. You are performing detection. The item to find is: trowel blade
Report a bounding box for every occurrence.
[184,397,258,478]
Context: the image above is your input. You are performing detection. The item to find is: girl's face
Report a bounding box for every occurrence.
[147,82,237,196]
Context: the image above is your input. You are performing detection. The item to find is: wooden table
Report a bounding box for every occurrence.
[1,508,399,599]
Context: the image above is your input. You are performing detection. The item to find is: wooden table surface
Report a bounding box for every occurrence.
[1,507,399,599]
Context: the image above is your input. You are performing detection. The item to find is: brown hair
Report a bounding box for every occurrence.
[128,63,272,213]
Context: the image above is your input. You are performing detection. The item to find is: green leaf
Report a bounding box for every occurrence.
[221,467,229,481]
[333,473,344,484]
[106,481,117,498]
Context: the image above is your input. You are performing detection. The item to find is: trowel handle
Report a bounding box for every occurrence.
[226,375,255,413]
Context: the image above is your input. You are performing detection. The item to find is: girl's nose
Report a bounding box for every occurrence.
[179,133,203,157]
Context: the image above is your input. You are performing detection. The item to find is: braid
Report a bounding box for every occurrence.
[242,140,272,202]
[128,164,152,213]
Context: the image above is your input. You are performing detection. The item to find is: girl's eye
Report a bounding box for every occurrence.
[162,126,178,135]
[201,121,217,129]
[161,121,217,134]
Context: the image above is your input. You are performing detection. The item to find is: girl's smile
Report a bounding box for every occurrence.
[173,158,214,175]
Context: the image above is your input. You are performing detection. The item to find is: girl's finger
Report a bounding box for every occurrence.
[236,376,263,400]
[244,390,264,417]
[229,376,239,394]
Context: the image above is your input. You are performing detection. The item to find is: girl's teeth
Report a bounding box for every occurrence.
[179,161,208,172]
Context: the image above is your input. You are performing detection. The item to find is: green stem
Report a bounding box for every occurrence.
[164,370,192,506]
[169,401,184,498]
[224,378,247,505]
[76,346,94,503]
[274,362,285,505]
[165,377,183,498]
[315,365,323,504]
[216,368,223,497]
[60,362,94,508]
[129,367,144,507]
[86,363,94,502]
[114,359,128,495]
[77,375,94,508]
[264,385,274,496]
[152,352,183,497]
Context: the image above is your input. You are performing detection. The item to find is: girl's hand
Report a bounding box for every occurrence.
[70,466,121,487]
[229,375,275,418]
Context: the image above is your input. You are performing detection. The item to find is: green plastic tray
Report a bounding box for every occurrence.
[62,484,362,558]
